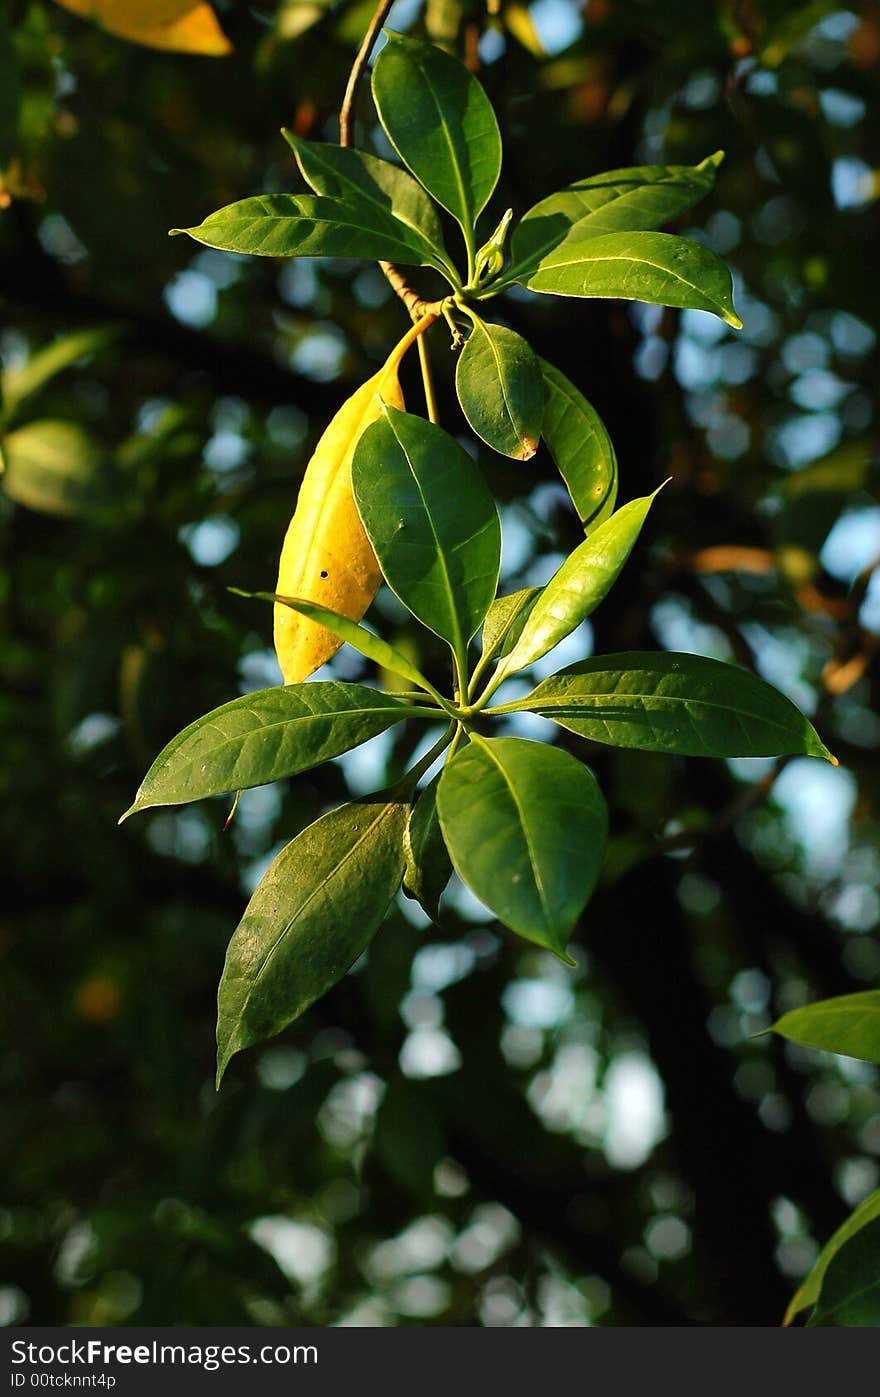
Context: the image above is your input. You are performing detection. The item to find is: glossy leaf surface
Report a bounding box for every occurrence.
[523,652,834,761]
[510,153,723,276]
[456,320,543,459]
[172,193,436,266]
[437,736,608,956]
[121,683,417,820]
[540,358,617,529]
[352,406,501,654]
[521,230,742,327]
[216,798,407,1082]
[283,132,450,269]
[496,491,659,680]
[480,588,542,666]
[372,31,501,234]
[272,358,404,684]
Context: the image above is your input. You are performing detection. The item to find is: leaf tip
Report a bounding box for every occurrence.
[553,945,577,968]
[702,149,725,172]
[517,434,539,461]
[117,803,138,826]
[809,731,838,765]
[215,1031,238,1089]
[725,308,744,331]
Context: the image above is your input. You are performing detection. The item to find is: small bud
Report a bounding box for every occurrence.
[474,208,513,285]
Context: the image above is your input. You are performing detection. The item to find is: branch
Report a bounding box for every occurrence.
[339,0,441,322]
[339,0,395,147]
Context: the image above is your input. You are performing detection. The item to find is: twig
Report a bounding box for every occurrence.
[339,0,395,147]
[416,329,439,422]
[339,0,439,323]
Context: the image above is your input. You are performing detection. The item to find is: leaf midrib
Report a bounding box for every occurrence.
[224,802,398,1036]
[478,322,521,450]
[511,173,707,279]
[476,740,551,929]
[143,700,410,801]
[529,240,724,310]
[389,416,466,655]
[417,60,473,228]
[527,685,800,739]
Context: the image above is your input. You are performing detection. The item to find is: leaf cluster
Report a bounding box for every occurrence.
[120,32,832,1085]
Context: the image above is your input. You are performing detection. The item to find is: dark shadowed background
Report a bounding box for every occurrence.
[2,0,879,1327]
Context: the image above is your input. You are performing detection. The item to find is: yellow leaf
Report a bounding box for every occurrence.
[274,318,433,684]
[53,0,232,56]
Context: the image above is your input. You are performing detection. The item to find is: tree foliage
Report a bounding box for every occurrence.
[2,0,879,1329]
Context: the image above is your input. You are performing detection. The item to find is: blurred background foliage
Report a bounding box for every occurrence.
[1,0,879,1327]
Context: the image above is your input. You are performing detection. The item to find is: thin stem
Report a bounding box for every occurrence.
[471,661,509,711]
[482,698,528,717]
[339,0,454,322]
[414,678,467,723]
[394,703,458,721]
[417,329,439,423]
[339,0,395,147]
[463,226,478,286]
[389,690,444,705]
[453,646,470,709]
[445,724,467,765]
[387,310,440,368]
[467,648,494,701]
[400,724,456,792]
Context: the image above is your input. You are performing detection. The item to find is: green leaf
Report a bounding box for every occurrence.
[509,153,723,279]
[403,776,453,921]
[539,358,618,529]
[371,31,501,241]
[785,1190,880,1325]
[770,991,880,1064]
[0,420,103,517]
[436,735,607,957]
[808,1217,880,1327]
[480,588,542,666]
[171,192,438,267]
[351,406,501,657]
[282,130,451,272]
[521,230,742,328]
[494,489,660,682]
[231,589,444,700]
[520,651,835,761]
[1,326,121,426]
[120,682,425,821]
[216,797,408,1083]
[455,318,543,460]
